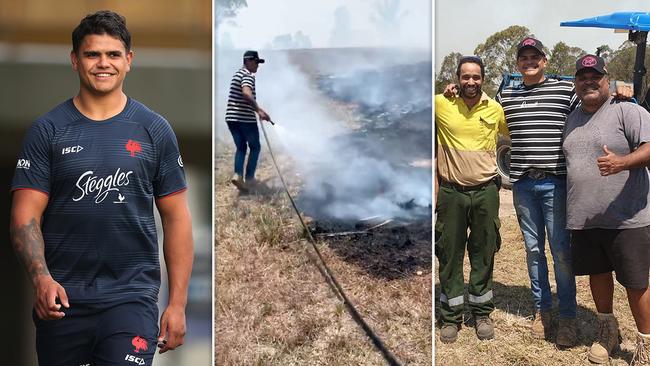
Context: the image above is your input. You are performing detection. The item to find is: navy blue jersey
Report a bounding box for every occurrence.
[11,97,186,304]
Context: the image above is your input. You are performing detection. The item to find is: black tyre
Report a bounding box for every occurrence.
[496,137,512,189]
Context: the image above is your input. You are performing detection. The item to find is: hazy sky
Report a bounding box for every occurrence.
[435,0,650,72]
[218,0,431,49]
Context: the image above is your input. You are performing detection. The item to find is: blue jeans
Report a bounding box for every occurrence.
[227,121,260,180]
[512,175,577,318]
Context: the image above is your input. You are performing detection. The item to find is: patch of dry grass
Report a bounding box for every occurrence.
[435,190,640,366]
[215,144,432,365]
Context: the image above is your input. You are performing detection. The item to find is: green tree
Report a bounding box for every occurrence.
[606,42,636,82]
[434,52,462,94]
[546,42,586,76]
[606,41,650,101]
[216,0,247,25]
[474,25,533,96]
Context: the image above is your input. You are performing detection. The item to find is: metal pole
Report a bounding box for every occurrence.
[631,30,648,101]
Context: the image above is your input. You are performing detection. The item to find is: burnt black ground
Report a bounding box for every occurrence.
[311,218,432,280]
[318,61,432,166]
[296,60,433,279]
[296,60,432,222]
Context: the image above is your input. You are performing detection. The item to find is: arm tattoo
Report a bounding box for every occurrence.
[10,218,50,282]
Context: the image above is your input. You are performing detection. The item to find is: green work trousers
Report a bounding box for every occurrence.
[435,181,501,325]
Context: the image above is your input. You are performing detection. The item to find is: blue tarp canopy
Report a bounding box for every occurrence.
[561,12,650,31]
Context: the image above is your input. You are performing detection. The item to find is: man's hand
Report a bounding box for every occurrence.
[10,189,65,320]
[33,275,69,320]
[157,304,186,354]
[612,81,634,100]
[155,191,192,354]
[258,108,271,122]
[443,83,458,98]
[597,145,627,176]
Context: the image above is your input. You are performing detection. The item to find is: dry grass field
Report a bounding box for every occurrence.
[435,189,642,366]
[215,145,432,365]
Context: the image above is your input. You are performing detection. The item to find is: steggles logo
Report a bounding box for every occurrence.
[73,168,133,204]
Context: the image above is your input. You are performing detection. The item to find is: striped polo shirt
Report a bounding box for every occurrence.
[496,79,578,182]
[435,93,508,186]
[225,67,257,123]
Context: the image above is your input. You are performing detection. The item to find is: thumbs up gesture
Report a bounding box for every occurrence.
[597,145,625,176]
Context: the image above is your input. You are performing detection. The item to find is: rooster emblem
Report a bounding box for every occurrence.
[113,193,126,204]
[132,336,148,353]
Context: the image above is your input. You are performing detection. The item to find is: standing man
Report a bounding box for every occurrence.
[10,11,193,366]
[495,37,578,346]
[435,56,508,343]
[563,54,650,365]
[226,50,272,191]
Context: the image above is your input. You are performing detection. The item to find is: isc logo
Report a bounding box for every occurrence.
[62,145,84,155]
[124,354,145,365]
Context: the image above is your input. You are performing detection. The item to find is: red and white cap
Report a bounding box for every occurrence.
[517,37,545,57]
[575,54,607,75]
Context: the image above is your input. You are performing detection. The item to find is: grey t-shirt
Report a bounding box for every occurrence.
[563,97,650,230]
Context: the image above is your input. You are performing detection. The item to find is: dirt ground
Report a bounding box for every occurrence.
[434,189,642,366]
[215,145,432,365]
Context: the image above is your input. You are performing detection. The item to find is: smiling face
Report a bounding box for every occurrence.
[516,48,547,83]
[458,62,483,100]
[71,33,132,97]
[575,70,609,111]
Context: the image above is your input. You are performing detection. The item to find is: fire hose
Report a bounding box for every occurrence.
[258,118,403,366]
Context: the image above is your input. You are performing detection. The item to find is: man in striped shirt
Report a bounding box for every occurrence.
[495,37,579,347]
[225,50,272,191]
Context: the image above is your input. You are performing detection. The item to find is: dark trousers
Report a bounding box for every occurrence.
[435,181,501,324]
[227,121,261,180]
[35,300,158,366]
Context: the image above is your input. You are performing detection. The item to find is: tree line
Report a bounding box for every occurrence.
[435,25,648,98]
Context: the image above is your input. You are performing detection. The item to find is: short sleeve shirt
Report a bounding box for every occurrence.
[563,97,650,230]
[225,67,257,123]
[11,97,186,304]
[496,79,579,182]
[435,93,508,186]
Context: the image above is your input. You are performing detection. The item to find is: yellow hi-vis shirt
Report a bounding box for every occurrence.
[435,92,508,186]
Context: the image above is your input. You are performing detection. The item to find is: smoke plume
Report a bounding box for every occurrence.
[217,47,431,221]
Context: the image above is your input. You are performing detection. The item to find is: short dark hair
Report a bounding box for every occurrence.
[456,55,485,78]
[72,10,131,53]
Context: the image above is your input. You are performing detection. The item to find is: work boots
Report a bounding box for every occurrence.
[230,173,246,191]
[439,323,460,344]
[556,318,577,348]
[531,310,552,339]
[475,316,495,340]
[631,332,650,366]
[588,313,621,364]
[245,178,260,191]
